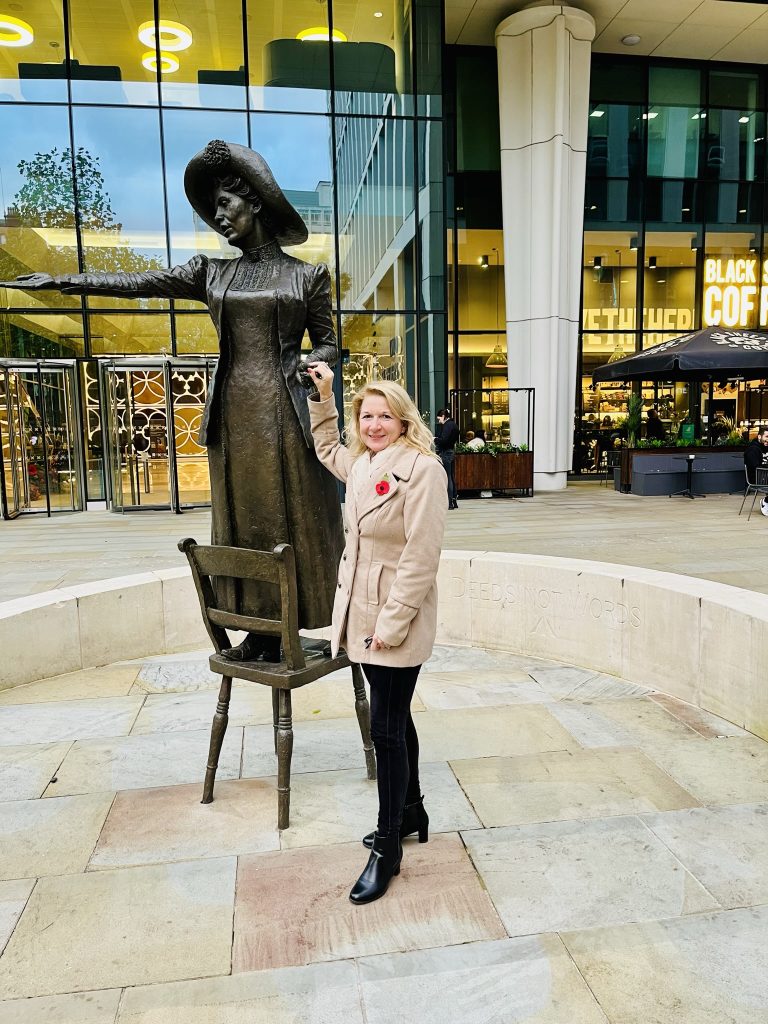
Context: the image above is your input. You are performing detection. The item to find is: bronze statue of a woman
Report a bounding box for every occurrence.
[2,141,344,661]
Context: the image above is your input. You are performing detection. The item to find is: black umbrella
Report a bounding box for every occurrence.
[593,327,768,383]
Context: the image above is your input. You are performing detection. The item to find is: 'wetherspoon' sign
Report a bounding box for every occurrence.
[704,257,768,328]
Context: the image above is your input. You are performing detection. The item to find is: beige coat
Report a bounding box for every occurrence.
[309,394,447,667]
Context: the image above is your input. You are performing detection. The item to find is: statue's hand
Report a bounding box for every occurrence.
[0,273,56,290]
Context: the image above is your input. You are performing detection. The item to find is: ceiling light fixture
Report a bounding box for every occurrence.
[485,342,507,371]
[739,116,750,124]
[296,27,348,41]
[648,256,657,269]
[593,256,603,268]
[142,50,180,74]
[138,20,192,52]
[0,14,34,46]
[590,108,605,118]
[374,10,383,17]
[479,254,489,269]
[621,34,641,46]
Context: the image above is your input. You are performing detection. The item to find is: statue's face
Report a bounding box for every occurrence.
[214,187,259,246]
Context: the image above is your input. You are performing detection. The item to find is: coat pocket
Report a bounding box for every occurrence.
[367,562,383,605]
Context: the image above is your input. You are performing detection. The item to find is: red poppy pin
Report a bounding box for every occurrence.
[375,473,390,496]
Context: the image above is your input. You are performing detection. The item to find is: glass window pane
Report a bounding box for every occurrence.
[456,231,504,330]
[159,0,246,109]
[647,105,703,178]
[0,105,80,310]
[590,60,646,106]
[582,232,638,332]
[709,69,761,111]
[175,313,219,354]
[454,49,500,173]
[419,119,445,311]
[332,0,409,117]
[645,179,703,225]
[703,229,762,330]
[705,182,762,226]
[72,107,169,310]
[68,0,158,105]
[80,360,105,500]
[162,109,248,272]
[0,2,67,103]
[702,110,765,181]
[337,115,415,309]
[0,311,84,358]
[340,311,412,414]
[587,104,644,179]
[247,0,330,114]
[249,112,335,270]
[584,178,642,223]
[649,67,702,109]
[643,231,697,333]
[88,313,171,355]
[415,0,442,117]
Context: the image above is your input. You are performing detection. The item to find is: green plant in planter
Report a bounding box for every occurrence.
[626,393,643,448]
[454,441,528,456]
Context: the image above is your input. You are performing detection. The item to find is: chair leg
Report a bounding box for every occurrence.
[351,663,377,781]
[272,687,279,756]
[739,485,752,516]
[202,676,232,804]
[748,489,760,522]
[276,688,293,830]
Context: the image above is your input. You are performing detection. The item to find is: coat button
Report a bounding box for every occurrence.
[344,527,348,534]
[337,582,341,588]
[342,554,347,560]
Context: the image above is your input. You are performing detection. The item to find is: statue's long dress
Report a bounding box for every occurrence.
[207,250,343,628]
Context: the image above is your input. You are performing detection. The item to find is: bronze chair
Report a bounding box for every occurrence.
[179,538,376,829]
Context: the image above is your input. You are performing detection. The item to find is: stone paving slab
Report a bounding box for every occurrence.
[0,697,144,747]
[0,990,122,1024]
[562,906,768,1024]
[462,816,718,937]
[233,834,505,972]
[0,665,139,706]
[0,741,71,801]
[645,735,768,805]
[0,881,34,958]
[451,747,699,827]
[0,859,237,999]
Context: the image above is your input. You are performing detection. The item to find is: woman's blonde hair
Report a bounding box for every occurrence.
[345,380,439,459]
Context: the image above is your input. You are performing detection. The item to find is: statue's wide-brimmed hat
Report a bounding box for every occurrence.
[184,140,308,247]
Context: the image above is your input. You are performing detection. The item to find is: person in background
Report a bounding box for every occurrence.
[645,408,666,442]
[464,430,485,451]
[744,426,768,484]
[435,408,460,509]
[306,360,447,905]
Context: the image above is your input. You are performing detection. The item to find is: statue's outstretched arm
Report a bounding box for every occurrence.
[0,254,209,303]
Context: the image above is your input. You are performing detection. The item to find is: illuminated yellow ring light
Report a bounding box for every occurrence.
[296,27,348,42]
[137,20,192,52]
[0,15,34,47]
[141,50,180,74]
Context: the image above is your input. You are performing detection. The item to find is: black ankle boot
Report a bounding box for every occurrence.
[363,798,429,849]
[349,832,402,905]
[221,633,281,663]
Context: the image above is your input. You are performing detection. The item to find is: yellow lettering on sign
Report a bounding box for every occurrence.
[702,257,764,328]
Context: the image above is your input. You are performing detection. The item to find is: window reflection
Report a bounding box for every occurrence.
[582,232,639,333]
[456,230,504,330]
[337,115,415,309]
[332,0,409,117]
[0,105,80,310]
[174,313,219,354]
[340,311,411,417]
[246,0,330,113]
[0,311,84,358]
[0,2,67,103]
[643,231,697,334]
[587,104,644,179]
[159,0,246,109]
[702,110,765,181]
[72,107,169,310]
[88,313,172,355]
[68,0,158,105]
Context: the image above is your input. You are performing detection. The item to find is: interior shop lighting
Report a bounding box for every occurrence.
[593,256,602,268]
[641,112,658,120]
[590,108,605,117]
[296,27,348,42]
[0,14,34,46]
[629,237,639,251]
[142,50,179,74]
[739,116,751,124]
[479,254,489,269]
[648,256,657,269]
[485,342,507,371]
[138,20,192,52]
[374,11,383,17]
[691,112,706,120]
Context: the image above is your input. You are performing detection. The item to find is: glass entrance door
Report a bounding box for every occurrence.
[101,359,214,513]
[0,361,83,519]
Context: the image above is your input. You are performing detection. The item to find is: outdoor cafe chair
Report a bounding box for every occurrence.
[178,538,376,829]
[739,466,768,521]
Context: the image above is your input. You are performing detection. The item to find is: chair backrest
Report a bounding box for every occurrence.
[178,538,305,670]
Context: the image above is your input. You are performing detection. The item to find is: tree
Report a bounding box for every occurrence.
[14,147,118,230]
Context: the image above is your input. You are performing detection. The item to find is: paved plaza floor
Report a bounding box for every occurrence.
[1,644,767,1021]
[3,480,768,600]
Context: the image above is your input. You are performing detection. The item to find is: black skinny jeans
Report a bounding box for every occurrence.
[362,663,422,838]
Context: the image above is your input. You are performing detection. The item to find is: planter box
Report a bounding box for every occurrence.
[455,452,534,496]
[619,447,745,494]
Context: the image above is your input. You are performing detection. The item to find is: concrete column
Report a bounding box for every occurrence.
[496,3,595,490]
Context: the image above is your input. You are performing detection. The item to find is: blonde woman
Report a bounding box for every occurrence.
[307,362,447,904]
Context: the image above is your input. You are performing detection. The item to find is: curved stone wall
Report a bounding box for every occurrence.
[2,552,766,742]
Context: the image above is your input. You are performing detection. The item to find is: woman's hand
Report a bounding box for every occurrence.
[370,633,390,651]
[305,360,334,402]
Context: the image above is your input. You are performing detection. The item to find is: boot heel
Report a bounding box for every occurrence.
[418,825,429,843]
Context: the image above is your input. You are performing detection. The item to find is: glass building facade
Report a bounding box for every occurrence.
[0,0,444,515]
